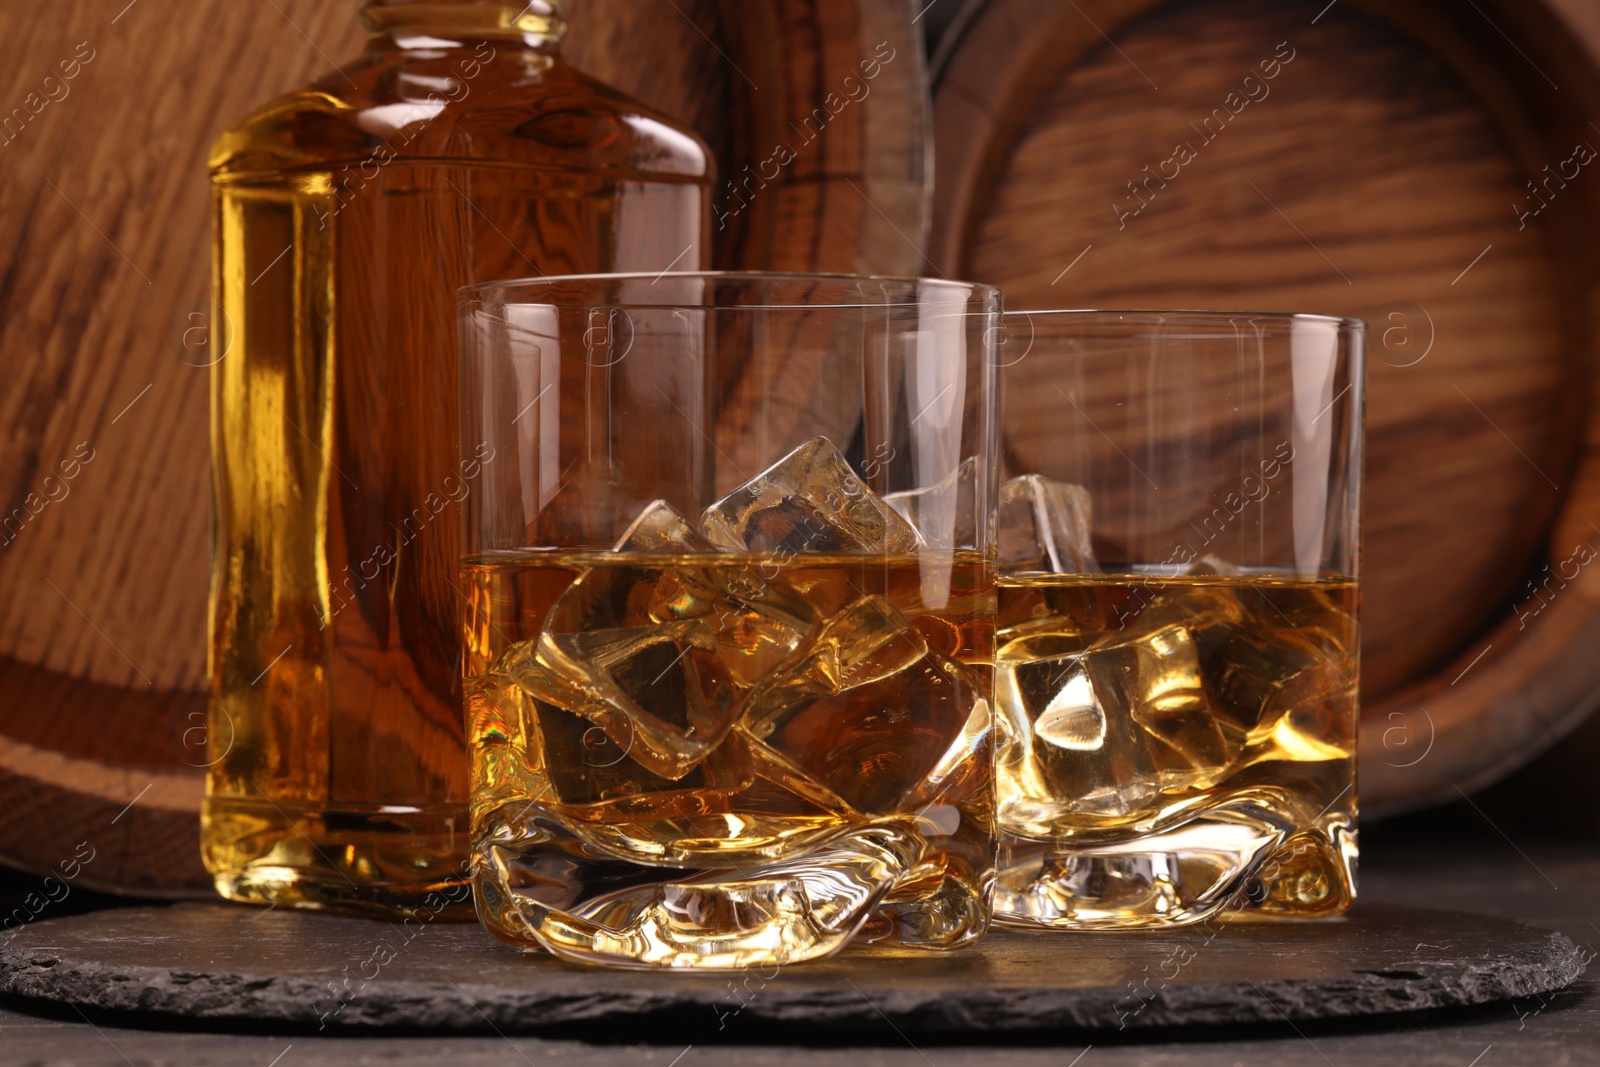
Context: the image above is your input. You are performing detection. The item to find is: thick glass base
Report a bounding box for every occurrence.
[202,796,475,920]
[473,805,991,969]
[994,809,1355,930]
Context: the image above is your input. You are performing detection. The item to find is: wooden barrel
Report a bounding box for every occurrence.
[932,0,1600,815]
[0,0,929,894]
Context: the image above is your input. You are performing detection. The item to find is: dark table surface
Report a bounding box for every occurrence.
[2,818,1596,1066]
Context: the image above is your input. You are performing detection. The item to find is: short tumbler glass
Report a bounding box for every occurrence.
[457,273,1000,967]
[992,310,1363,929]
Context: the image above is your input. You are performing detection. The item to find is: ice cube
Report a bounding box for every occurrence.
[738,595,983,816]
[497,636,594,725]
[1253,655,1356,763]
[1184,554,1240,577]
[885,456,978,549]
[612,500,814,656]
[533,620,743,780]
[614,498,718,554]
[533,698,721,809]
[544,501,724,634]
[996,577,1113,636]
[700,437,922,555]
[488,641,753,830]
[1139,582,1354,747]
[539,500,814,769]
[996,632,1157,827]
[1235,587,1357,762]
[1122,624,1239,789]
[998,474,1097,574]
[700,595,813,687]
[995,620,1235,828]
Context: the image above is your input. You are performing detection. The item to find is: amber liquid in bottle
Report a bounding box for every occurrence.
[205,0,711,915]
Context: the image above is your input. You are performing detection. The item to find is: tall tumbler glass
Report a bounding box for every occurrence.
[992,310,1363,929]
[457,273,1000,967]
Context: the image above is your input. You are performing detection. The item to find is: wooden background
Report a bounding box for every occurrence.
[0,0,930,892]
[3,0,1600,893]
[927,0,1600,818]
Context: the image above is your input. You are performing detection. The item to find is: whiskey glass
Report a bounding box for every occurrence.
[992,310,1363,929]
[457,272,999,967]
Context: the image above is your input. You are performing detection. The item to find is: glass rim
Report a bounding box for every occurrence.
[1003,307,1365,332]
[457,270,1001,309]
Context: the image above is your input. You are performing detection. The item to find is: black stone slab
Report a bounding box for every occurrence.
[0,903,1583,1035]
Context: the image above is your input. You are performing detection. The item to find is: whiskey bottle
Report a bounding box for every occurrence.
[205,0,712,916]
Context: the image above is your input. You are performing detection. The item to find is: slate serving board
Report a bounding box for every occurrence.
[0,903,1584,1035]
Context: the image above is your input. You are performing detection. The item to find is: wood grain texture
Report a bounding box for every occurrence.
[932,0,1600,814]
[0,0,928,893]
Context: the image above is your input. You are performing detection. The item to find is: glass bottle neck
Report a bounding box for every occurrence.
[360,0,565,51]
